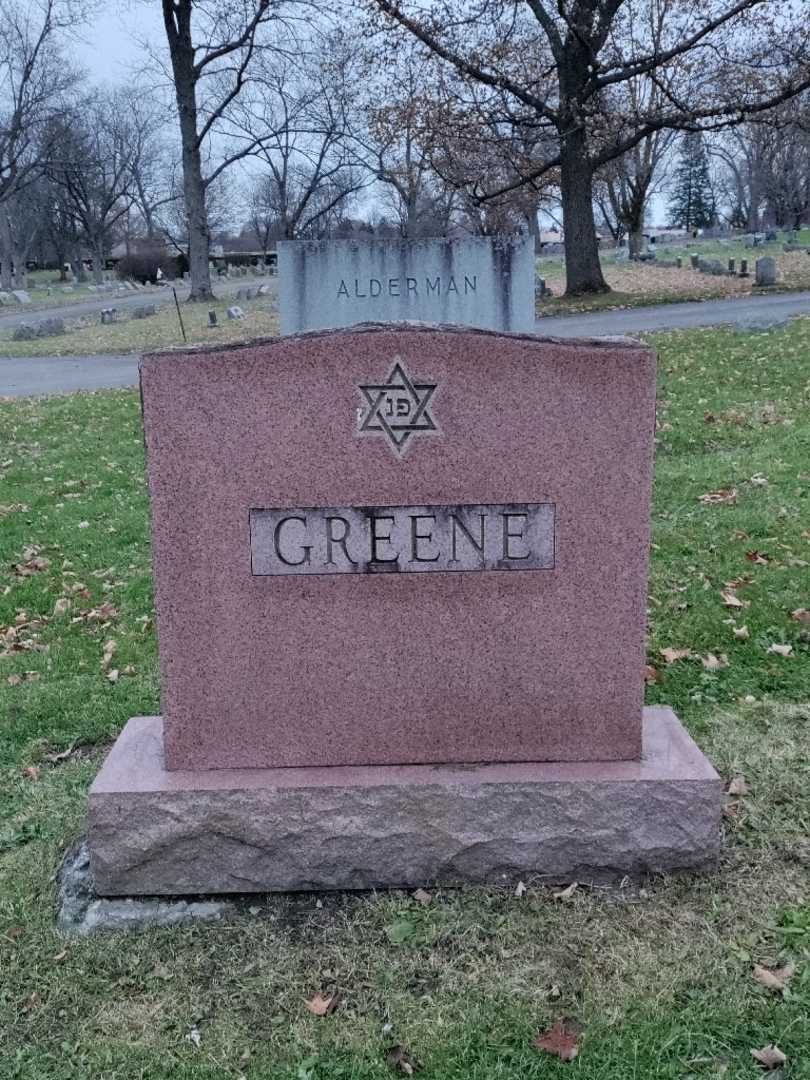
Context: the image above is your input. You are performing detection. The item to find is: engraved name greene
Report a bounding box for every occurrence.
[250,503,555,577]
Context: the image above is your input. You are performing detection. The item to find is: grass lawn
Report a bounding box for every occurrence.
[0,296,280,358]
[537,228,810,316]
[1,320,810,1078]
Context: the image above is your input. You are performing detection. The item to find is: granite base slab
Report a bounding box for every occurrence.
[87,708,721,897]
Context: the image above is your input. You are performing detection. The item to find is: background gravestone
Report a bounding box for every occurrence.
[278,236,534,335]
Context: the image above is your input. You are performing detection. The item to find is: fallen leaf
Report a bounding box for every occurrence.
[101,639,116,670]
[767,643,793,657]
[412,888,432,906]
[515,880,527,898]
[106,668,120,684]
[720,590,747,609]
[727,775,748,796]
[699,488,737,504]
[746,550,770,565]
[52,949,68,962]
[386,1045,420,1075]
[750,474,768,486]
[45,742,77,764]
[702,653,729,671]
[53,597,70,617]
[751,1044,787,1070]
[22,765,41,780]
[7,674,21,686]
[186,1026,202,1048]
[534,1018,581,1062]
[733,625,750,640]
[791,608,810,625]
[554,882,578,902]
[644,665,664,684]
[14,556,50,576]
[753,963,795,993]
[304,991,340,1016]
[121,665,137,676]
[660,647,692,664]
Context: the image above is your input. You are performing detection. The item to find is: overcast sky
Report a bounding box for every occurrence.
[72,3,164,84]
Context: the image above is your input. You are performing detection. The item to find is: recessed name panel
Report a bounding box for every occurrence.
[250,503,555,577]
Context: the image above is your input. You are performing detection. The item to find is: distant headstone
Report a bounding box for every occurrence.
[727,258,735,274]
[133,304,158,320]
[278,236,534,335]
[755,256,776,286]
[257,283,271,296]
[765,229,778,242]
[690,253,699,269]
[12,323,36,341]
[36,317,65,338]
[739,259,749,277]
[12,290,30,304]
[676,257,683,269]
[0,291,10,304]
[226,305,244,320]
[246,287,257,301]
[100,308,118,325]
[208,310,218,327]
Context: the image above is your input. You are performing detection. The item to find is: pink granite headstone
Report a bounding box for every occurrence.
[139,324,657,772]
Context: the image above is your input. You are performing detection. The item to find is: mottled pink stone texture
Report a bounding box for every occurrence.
[140,324,657,771]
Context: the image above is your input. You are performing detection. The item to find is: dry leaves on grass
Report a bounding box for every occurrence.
[767,643,793,657]
[645,665,664,684]
[14,555,50,576]
[751,1044,787,1070]
[412,888,432,906]
[304,992,340,1017]
[702,653,729,671]
[554,882,578,902]
[534,1018,581,1062]
[698,488,737,505]
[720,590,748,609]
[791,608,810,625]
[753,963,795,994]
[660,647,691,664]
[727,775,748,796]
[386,1045,420,1075]
[100,639,116,671]
[733,625,750,640]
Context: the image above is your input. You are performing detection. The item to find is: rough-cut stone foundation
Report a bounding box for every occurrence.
[87,708,721,897]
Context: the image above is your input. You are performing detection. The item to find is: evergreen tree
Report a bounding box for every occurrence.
[668,134,716,230]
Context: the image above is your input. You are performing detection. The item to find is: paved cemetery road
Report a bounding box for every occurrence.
[2,289,810,398]
[536,288,810,337]
[0,354,140,397]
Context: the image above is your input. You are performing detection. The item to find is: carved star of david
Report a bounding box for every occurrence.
[357,358,439,457]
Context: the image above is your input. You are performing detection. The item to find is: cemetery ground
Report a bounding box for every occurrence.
[537,230,810,316]
[1,321,810,1079]
[0,294,280,359]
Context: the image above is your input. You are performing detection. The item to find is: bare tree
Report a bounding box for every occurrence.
[367,0,810,295]
[159,0,318,300]
[48,91,137,283]
[236,42,365,240]
[0,0,82,287]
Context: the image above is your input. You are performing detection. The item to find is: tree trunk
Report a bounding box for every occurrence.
[560,131,608,295]
[0,214,13,291]
[166,5,214,303]
[92,240,105,284]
